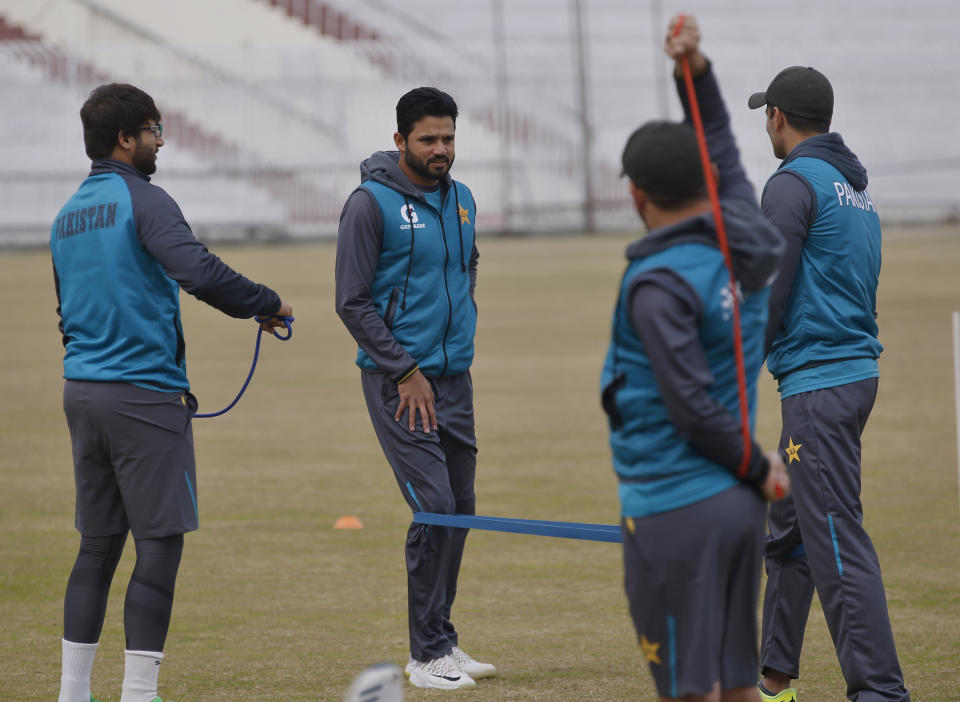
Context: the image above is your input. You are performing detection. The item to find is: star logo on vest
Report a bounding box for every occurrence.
[785,436,802,464]
[458,202,470,224]
[400,204,419,224]
[640,635,661,665]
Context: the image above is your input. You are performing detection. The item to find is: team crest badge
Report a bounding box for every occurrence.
[640,635,661,664]
[785,436,802,464]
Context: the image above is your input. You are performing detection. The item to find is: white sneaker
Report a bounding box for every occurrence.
[407,654,476,690]
[451,646,497,679]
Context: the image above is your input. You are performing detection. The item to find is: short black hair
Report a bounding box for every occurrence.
[767,105,830,135]
[645,183,708,210]
[396,87,458,139]
[80,83,161,159]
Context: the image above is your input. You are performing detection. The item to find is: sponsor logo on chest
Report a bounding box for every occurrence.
[399,204,427,230]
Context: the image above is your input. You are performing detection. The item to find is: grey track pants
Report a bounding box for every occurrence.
[761,378,909,702]
[361,370,477,661]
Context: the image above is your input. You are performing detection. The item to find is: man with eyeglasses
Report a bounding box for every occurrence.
[51,82,292,702]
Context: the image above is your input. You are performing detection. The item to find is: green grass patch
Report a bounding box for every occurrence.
[2,227,959,700]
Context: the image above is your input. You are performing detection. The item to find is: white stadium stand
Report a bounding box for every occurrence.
[1,0,957,244]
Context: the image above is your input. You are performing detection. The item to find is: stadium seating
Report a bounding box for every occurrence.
[1,0,957,244]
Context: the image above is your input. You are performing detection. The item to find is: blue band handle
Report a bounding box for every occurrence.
[256,315,294,340]
[195,315,294,419]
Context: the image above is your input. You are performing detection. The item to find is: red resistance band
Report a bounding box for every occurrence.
[673,15,752,479]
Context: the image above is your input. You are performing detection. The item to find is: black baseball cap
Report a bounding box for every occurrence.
[748,66,833,121]
[620,121,705,199]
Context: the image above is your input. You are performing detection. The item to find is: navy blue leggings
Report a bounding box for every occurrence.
[64,533,183,651]
[63,533,127,643]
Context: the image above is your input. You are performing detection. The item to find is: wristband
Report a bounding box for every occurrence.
[396,365,420,384]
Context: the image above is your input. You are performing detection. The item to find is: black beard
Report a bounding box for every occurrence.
[133,142,157,176]
[404,149,451,182]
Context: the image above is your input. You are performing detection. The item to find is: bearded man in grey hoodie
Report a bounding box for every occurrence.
[335,87,493,692]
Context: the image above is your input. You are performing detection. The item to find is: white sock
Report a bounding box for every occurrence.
[120,649,164,702]
[59,639,99,702]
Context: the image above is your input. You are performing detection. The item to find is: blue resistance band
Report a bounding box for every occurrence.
[194,315,294,419]
[412,512,622,543]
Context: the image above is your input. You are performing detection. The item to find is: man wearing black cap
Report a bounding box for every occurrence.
[601,15,789,701]
[749,68,910,702]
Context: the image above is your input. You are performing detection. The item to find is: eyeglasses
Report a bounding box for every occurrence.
[135,123,163,138]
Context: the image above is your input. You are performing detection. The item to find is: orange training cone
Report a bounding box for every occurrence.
[333,515,364,530]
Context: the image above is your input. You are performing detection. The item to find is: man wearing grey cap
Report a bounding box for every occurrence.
[601,15,789,701]
[749,68,910,702]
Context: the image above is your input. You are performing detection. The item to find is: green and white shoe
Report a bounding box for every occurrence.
[758,685,798,701]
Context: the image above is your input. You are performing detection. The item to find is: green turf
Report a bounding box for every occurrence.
[2,227,958,700]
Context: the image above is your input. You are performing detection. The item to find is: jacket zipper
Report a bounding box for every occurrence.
[436,189,453,376]
[409,188,456,376]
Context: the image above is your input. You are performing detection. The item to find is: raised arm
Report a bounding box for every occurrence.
[666,14,757,207]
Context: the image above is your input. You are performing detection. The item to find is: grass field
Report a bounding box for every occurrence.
[2,227,959,701]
